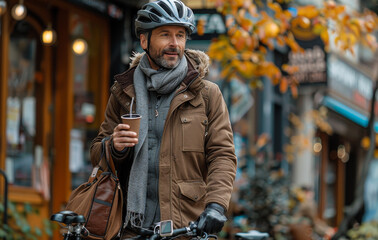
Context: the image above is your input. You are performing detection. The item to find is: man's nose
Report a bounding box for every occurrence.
[169,36,179,46]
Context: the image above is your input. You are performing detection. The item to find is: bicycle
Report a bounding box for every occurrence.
[51,210,217,240]
[50,211,89,240]
[123,220,218,240]
[51,210,269,240]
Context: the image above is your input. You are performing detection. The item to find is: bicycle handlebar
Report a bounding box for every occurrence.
[129,221,217,240]
[51,211,216,240]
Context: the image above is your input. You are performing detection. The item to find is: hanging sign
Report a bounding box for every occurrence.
[288,25,327,85]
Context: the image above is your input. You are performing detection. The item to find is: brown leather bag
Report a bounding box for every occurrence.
[65,138,123,240]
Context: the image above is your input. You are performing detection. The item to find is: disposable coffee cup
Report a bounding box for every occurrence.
[121,114,142,138]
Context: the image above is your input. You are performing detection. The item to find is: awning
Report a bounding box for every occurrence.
[323,96,378,132]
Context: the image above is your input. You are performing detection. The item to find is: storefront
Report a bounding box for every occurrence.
[317,53,376,226]
[0,0,138,238]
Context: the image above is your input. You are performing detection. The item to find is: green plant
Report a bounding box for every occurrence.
[347,221,378,240]
[237,150,292,238]
[0,200,56,240]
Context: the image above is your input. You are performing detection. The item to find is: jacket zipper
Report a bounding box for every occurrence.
[170,72,199,221]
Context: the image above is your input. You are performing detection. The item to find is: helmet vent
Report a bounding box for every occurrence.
[174,1,184,18]
[158,1,174,18]
[139,16,152,23]
[149,13,160,23]
[151,8,162,17]
[187,8,193,18]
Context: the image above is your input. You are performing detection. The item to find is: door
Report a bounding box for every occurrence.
[0,0,54,234]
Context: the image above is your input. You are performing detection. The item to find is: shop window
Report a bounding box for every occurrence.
[69,13,104,188]
[6,21,39,187]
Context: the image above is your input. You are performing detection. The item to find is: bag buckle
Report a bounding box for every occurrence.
[89,166,100,182]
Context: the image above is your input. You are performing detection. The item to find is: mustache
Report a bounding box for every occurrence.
[162,48,180,54]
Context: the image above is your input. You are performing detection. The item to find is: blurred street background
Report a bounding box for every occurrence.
[0,0,377,239]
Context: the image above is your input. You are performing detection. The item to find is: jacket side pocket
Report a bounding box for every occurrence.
[177,181,206,226]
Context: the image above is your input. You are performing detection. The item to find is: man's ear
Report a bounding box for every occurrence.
[140,33,148,50]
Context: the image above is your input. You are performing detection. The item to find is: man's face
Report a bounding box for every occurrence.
[140,25,187,69]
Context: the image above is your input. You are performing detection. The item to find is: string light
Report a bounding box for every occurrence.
[337,144,349,163]
[11,0,27,21]
[72,38,88,55]
[41,23,57,46]
[313,137,322,153]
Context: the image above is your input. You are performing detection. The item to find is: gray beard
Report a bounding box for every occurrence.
[155,55,181,69]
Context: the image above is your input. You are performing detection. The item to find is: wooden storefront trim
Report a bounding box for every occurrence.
[9,186,45,204]
[0,0,10,177]
[52,8,73,213]
[336,158,345,225]
[319,132,328,220]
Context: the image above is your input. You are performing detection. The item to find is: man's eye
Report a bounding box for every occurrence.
[176,34,186,40]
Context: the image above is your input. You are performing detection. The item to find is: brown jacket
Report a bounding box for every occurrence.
[90,49,237,229]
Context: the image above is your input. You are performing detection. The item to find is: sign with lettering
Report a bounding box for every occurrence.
[289,45,327,85]
[192,9,226,40]
[288,32,327,85]
[327,54,375,113]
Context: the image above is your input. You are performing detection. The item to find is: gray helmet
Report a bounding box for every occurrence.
[135,0,196,38]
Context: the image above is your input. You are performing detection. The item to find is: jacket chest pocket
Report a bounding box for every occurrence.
[180,114,208,152]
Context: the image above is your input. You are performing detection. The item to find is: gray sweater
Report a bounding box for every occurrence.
[143,90,176,228]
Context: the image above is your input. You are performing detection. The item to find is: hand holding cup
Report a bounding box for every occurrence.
[121,114,142,138]
[112,114,141,151]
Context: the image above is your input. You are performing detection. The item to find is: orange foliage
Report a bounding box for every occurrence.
[197,19,206,36]
[205,0,378,96]
[297,5,319,19]
[290,84,298,98]
[282,64,299,75]
[298,16,311,29]
[263,21,280,38]
[280,77,288,93]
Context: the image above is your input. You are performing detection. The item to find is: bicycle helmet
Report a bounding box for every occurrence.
[135,0,196,38]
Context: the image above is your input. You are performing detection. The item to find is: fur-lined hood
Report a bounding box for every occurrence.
[129,49,210,79]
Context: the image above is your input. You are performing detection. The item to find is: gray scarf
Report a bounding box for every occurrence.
[126,54,188,228]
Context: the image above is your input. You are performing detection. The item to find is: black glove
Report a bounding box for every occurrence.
[196,203,227,236]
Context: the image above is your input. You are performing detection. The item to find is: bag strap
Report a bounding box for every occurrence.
[101,137,117,176]
[88,137,115,183]
[105,138,117,175]
[88,139,108,183]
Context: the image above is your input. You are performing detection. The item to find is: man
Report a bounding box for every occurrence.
[90,0,237,238]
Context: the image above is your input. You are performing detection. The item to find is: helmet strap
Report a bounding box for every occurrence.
[143,30,167,70]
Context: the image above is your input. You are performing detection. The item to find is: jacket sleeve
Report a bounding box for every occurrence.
[204,82,237,211]
[90,93,133,167]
